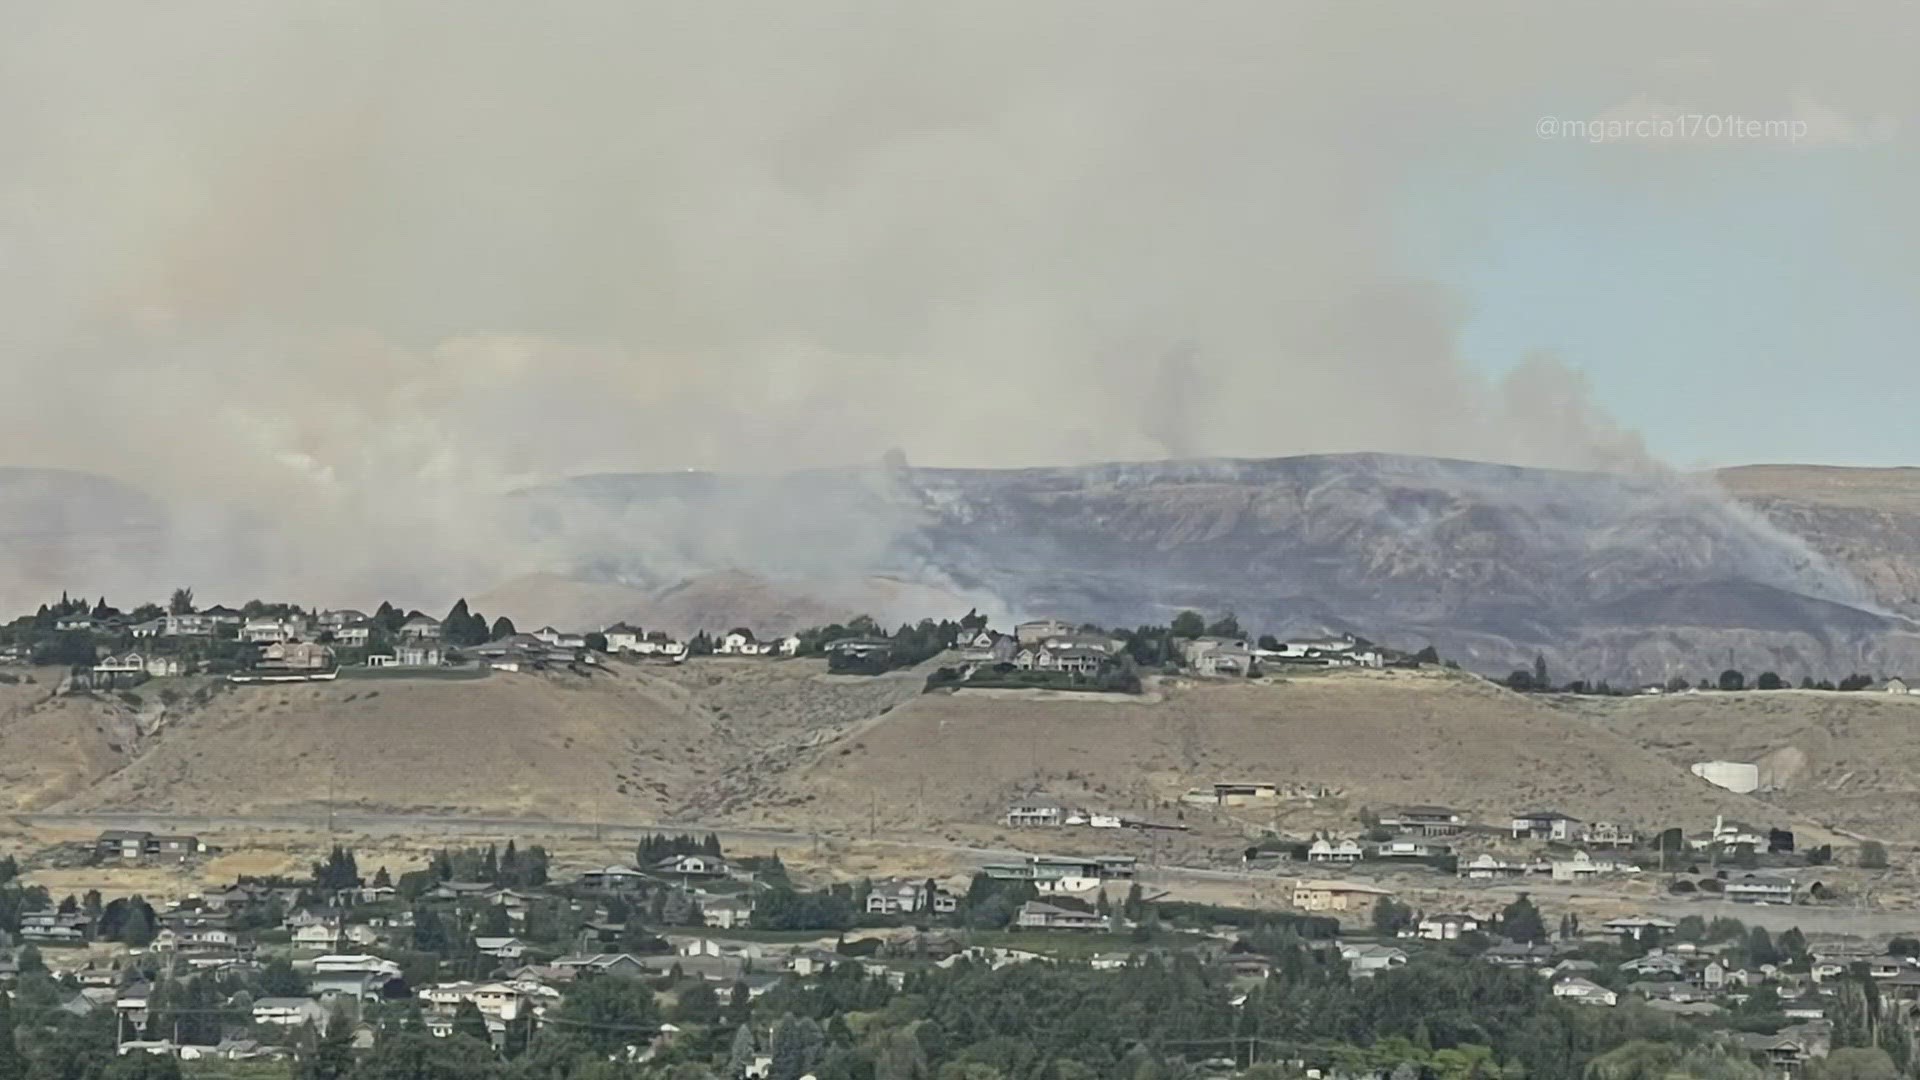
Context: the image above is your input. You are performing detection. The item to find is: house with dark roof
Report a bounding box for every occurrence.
[1510,811,1582,841]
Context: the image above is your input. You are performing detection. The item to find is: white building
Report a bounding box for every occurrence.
[1306,838,1364,864]
[1552,978,1618,1007]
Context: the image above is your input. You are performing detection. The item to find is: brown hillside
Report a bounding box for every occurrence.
[64,666,714,818]
[0,670,134,810]
[55,658,925,821]
[770,669,1791,842]
[1567,688,1920,843]
[25,659,1918,852]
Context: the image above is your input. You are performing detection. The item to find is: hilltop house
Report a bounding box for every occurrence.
[532,626,586,649]
[1306,839,1364,864]
[1342,943,1409,976]
[1014,646,1105,676]
[1014,899,1105,930]
[158,613,214,636]
[700,896,754,930]
[474,937,529,961]
[1551,851,1640,882]
[1460,854,1527,880]
[394,642,444,667]
[94,831,201,862]
[242,616,308,644]
[1553,978,1619,1007]
[399,615,443,641]
[961,631,1015,664]
[1378,839,1448,859]
[1582,821,1637,848]
[1510,811,1582,842]
[1380,806,1465,836]
[1291,880,1392,913]
[333,621,374,647]
[655,854,730,878]
[93,653,185,679]
[1006,797,1066,828]
[1184,637,1255,676]
[1417,913,1481,941]
[604,623,643,653]
[866,879,959,916]
[1726,873,1798,905]
[577,865,648,891]
[259,641,334,671]
[718,630,762,655]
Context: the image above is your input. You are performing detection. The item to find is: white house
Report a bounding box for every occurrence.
[1552,978,1618,1007]
[1341,943,1408,975]
[399,615,443,641]
[1550,851,1640,882]
[1306,838,1364,864]
[655,854,729,878]
[532,626,586,649]
[243,616,306,644]
[604,623,644,653]
[292,923,341,948]
[253,998,331,1027]
[1417,913,1481,941]
[1726,873,1797,905]
[865,879,959,916]
[474,936,529,961]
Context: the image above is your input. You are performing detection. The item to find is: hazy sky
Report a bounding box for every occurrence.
[0,1,1916,605]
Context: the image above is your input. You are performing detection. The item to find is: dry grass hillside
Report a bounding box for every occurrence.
[1568,688,1920,844]
[768,669,1791,843]
[62,665,714,818]
[16,658,1920,853]
[45,657,926,821]
[0,669,135,810]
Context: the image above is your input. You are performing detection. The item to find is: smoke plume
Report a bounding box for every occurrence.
[0,2,1908,613]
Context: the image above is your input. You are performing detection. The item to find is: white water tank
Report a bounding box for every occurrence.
[1690,760,1760,794]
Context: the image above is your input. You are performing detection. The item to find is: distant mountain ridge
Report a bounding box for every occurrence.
[515,453,1920,682]
[13,453,1920,683]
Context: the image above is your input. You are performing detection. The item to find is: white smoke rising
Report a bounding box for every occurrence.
[0,2,1909,612]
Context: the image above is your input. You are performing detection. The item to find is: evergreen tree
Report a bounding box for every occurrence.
[490,616,516,641]
[0,989,26,1080]
[1498,894,1546,943]
[729,1023,758,1079]
[299,1008,355,1080]
[451,1000,490,1044]
[769,1014,823,1080]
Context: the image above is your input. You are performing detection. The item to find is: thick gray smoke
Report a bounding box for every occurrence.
[0,2,1908,613]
